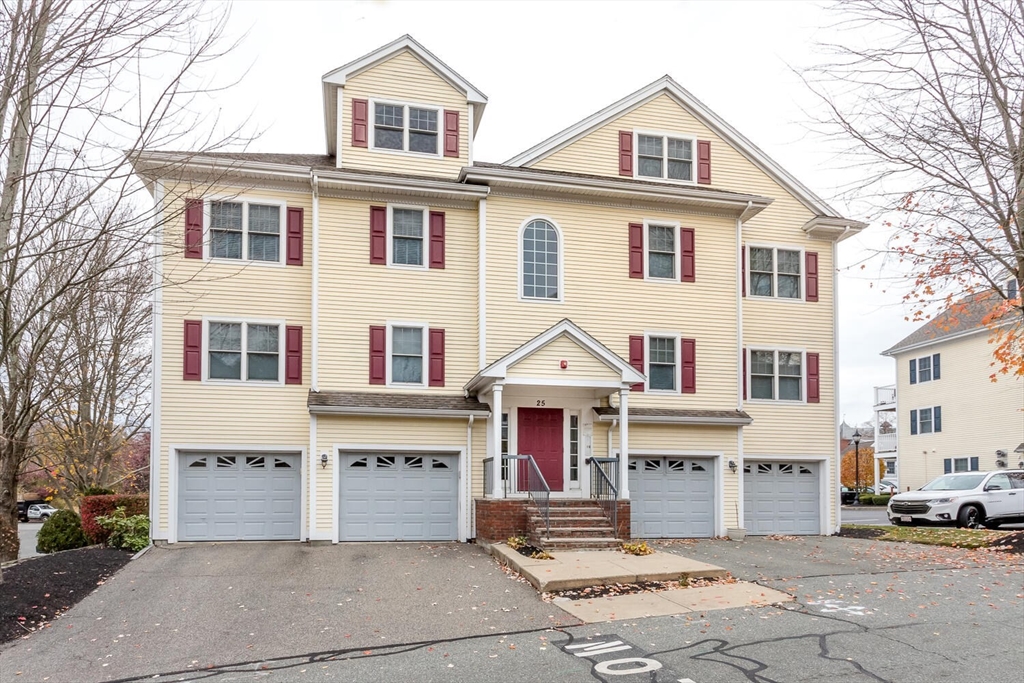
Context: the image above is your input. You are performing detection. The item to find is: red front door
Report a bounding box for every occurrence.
[518,408,564,492]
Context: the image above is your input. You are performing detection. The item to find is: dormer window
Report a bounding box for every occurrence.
[373,101,439,155]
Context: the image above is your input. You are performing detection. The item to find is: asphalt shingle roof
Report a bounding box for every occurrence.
[308,391,490,413]
[884,291,1003,354]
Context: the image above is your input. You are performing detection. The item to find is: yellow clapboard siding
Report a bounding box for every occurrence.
[316,196,479,390]
[156,184,314,531]
[508,335,620,381]
[341,50,468,178]
[485,194,739,409]
[894,333,1024,491]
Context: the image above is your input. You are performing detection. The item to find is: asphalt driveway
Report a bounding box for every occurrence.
[0,541,576,682]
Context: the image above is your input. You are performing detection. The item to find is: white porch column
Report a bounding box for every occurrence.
[618,387,630,499]
[490,383,504,498]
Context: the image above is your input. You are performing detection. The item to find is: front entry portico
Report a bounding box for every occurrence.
[518,407,565,491]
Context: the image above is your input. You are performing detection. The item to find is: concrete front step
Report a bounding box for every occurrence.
[538,537,622,550]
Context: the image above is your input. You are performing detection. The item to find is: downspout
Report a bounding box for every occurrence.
[735,201,751,532]
[467,414,475,541]
[478,198,487,369]
[311,171,320,391]
[832,227,850,534]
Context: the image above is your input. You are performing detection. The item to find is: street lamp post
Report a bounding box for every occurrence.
[852,429,862,506]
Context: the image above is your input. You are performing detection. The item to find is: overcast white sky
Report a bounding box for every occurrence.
[209,0,921,422]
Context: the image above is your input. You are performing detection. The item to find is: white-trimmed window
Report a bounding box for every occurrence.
[208,200,285,263]
[911,406,942,435]
[387,323,428,386]
[910,353,940,384]
[748,245,802,299]
[749,349,803,401]
[636,131,695,181]
[569,414,580,482]
[646,334,680,392]
[645,221,679,280]
[387,205,427,268]
[372,101,440,155]
[520,218,562,301]
[206,321,282,383]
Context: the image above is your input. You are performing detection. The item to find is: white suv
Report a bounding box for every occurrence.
[887,470,1024,529]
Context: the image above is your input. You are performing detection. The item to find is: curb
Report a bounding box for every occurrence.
[131,544,154,560]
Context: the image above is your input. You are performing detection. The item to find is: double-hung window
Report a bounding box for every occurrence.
[748,246,802,299]
[521,218,561,301]
[373,102,439,155]
[647,335,678,392]
[646,223,677,280]
[388,206,426,267]
[750,349,803,401]
[910,353,940,384]
[207,321,281,382]
[209,200,284,263]
[636,133,694,181]
[389,325,426,385]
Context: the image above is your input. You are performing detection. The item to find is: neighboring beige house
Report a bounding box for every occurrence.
[879,289,1024,492]
[131,36,864,547]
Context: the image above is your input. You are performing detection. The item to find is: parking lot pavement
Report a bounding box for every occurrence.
[18,522,41,559]
[0,541,577,682]
[3,537,1021,683]
[841,505,892,526]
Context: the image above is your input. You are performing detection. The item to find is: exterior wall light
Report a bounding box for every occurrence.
[320,453,328,469]
[728,459,737,473]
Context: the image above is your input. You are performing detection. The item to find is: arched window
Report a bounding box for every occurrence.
[521,218,560,300]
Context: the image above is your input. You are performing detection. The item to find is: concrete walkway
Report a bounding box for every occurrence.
[489,543,727,591]
[555,581,793,623]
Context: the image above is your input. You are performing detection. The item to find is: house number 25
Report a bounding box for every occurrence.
[536,400,546,406]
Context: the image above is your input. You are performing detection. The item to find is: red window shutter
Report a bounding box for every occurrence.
[429,328,445,387]
[183,320,202,380]
[369,325,386,384]
[805,251,819,302]
[681,338,696,393]
[286,207,304,266]
[619,131,633,176]
[742,347,747,400]
[629,335,645,392]
[628,222,644,278]
[697,140,711,184]
[807,352,821,403]
[184,199,203,259]
[680,227,695,282]
[443,110,459,158]
[370,206,386,264]
[285,325,303,384]
[352,98,369,148]
[429,211,446,269]
[741,245,746,297]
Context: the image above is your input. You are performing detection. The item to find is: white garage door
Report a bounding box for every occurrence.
[744,461,820,535]
[339,453,459,541]
[629,457,716,538]
[178,452,301,541]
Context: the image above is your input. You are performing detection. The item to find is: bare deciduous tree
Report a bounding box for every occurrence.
[0,0,248,563]
[807,0,1023,376]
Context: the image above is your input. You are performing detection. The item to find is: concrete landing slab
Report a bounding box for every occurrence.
[555,582,793,623]
[490,544,727,592]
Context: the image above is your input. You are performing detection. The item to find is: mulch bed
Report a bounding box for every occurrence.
[543,575,738,602]
[0,546,133,645]
[836,526,886,540]
[990,531,1024,554]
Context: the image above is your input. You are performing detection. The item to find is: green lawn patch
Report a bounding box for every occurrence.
[841,524,1015,549]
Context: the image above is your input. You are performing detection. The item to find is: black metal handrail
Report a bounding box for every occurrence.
[504,454,550,537]
[586,457,619,538]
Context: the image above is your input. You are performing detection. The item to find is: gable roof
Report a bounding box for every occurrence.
[883,291,1002,356]
[505,75,864,229]
[464,319,645,394]
[321,35,488,156]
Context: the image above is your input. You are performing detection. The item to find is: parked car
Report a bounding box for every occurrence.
[887,470,1024,528]
[17,499,47,522]
[840,486,871,505]
[877,479,898,494]
[26,504,57,521]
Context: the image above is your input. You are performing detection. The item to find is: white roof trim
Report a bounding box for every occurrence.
[308,405,490,418]
[505,75,846,220]
[595,413,753,426]
[322,34,487,103]
[465,319,645,393]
